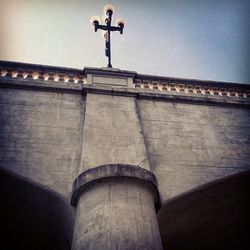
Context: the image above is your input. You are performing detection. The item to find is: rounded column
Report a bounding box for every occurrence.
[71,164,163,250]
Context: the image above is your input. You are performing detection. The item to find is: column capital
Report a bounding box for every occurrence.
[71,164,160,211]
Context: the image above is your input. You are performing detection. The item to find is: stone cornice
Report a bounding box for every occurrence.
[135,74,250,98]
[0,60,86,84]
[1,60,250,105]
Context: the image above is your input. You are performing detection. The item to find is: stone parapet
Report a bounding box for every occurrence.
[134,75,250,98]
[1,60,249,100]
[0,60,86,84]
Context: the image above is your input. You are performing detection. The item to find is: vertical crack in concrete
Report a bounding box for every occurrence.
[135,98,153,170]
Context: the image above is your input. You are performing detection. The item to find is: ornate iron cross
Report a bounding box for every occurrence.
[91,5,124,68]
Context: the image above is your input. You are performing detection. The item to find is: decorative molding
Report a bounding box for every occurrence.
[133,79,250,98]
[1,60,249,99]
[0,62,86,84]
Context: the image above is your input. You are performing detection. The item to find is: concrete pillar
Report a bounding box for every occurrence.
[71,164,163,250]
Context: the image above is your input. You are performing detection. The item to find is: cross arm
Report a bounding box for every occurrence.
[95,25,122,32]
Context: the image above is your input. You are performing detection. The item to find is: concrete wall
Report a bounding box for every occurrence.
[138,100,250,202]
[1,63,250,249]
[79,93,150,173]
[0,88,84,197]
[1,87,250,202]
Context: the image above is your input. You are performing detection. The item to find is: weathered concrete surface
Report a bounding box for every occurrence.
[79,93,150,173]
[1,67,250,203]
[72,177,163,250]
[1,65,250,204]
[0,88,84,196]
[71,164,160,209]
[138,99,250,202]
[157,170,250,250]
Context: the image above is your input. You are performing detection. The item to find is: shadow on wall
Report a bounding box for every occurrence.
[157,170,250,250]
[0,166,75,250]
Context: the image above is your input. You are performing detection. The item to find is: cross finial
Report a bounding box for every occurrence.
[90,5,125,68]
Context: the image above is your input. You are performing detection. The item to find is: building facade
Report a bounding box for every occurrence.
[0,60,250,249]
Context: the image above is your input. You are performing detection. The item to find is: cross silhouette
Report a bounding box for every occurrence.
[91,5,124,68]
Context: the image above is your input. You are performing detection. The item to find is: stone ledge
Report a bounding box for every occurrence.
[0,77,82,93]
[84,67,136,78]
[1,77,250,107]
[82,84,250,107]
[71,164,160,210]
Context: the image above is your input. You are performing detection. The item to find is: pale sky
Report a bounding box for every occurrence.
[0,0,249,83]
